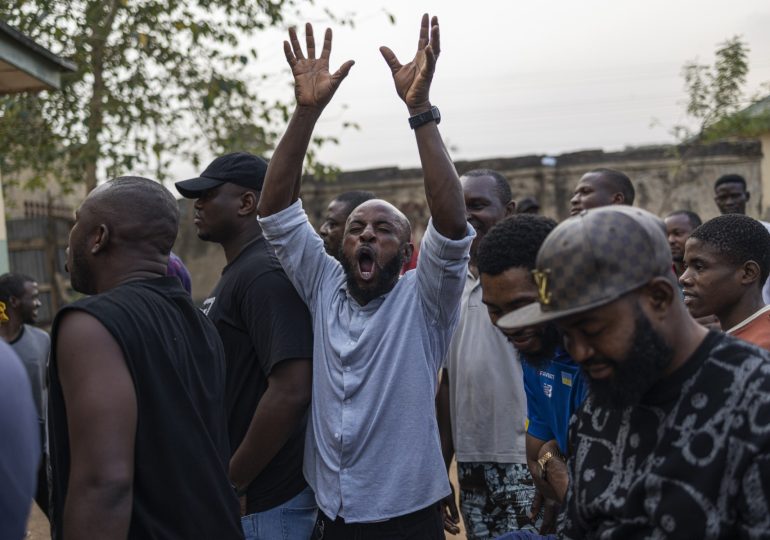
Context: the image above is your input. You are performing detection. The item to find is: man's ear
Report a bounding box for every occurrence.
[401,242,415,269]
[505,200,516,216]
[92,224,110,255]
[612,192,625,205]
[642,276,676,319]
[740,260,761,287]
[746,191,751,202]
[239,191,258,217]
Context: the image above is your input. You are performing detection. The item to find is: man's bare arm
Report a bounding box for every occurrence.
[257,24,354,217]
[57,311,136,540]
[435,369,460,534]
[380,14,466,240]
[526,434,561,501]
[537,438,569,503]
[229,358,312,492]
[526,434,566,534]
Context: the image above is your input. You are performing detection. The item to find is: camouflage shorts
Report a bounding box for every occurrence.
[457,461,536,540]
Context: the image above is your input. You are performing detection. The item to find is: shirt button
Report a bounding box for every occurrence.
[334,432,340,439]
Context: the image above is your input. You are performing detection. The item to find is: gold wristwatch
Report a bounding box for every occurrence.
[537,450,564,481]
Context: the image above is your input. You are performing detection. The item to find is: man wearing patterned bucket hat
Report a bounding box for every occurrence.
[498,206,770,538]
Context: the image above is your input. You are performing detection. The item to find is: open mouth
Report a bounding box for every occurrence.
[357,250,375,281]
[682,291,698,306]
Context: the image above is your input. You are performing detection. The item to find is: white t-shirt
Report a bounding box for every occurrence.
[445,271,527,464]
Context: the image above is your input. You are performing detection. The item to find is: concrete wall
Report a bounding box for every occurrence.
[300,140,763,224]
[174,140,764,302]
[2,175,86,220]
[760,133,770,219]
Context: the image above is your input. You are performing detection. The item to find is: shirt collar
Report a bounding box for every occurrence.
[726,304,770,334]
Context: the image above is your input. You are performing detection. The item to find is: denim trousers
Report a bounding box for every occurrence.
[241,485,318,540]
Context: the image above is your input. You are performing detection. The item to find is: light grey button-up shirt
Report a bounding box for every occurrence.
[259,199,473,522]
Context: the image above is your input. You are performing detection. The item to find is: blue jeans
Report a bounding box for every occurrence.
[496,533,556,540]
[241,485,318,540]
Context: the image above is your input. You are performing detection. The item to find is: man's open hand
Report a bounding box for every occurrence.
[283,23,354,111]
[379,13,440,112]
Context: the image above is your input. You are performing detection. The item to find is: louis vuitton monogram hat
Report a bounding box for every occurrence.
[497,205,672,329]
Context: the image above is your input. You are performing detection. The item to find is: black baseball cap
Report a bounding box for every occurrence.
[175,152,268,199]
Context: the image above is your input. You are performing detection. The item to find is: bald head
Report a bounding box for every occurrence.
[85,176,179,256]
[346,199,412,242]
[68,176,180,295]
[339,198,414,306]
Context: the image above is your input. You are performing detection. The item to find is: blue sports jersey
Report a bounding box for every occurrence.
[521,348,587,454]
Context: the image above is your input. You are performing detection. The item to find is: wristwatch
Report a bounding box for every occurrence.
[537,450,564,481]
[408,106,441,129]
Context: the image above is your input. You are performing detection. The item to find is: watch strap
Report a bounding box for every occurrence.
[537,449,565,481]
[408,106,441,129]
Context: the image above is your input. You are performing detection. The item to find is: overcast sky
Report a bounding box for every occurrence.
[173,0,770,179]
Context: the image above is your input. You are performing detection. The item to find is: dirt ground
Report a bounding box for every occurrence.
[26,462,468,539]
[26,503,49,539]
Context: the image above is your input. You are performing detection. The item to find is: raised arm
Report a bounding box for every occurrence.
[380,14,466,239]
[257,24,354,217]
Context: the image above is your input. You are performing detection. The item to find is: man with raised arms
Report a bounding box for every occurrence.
[257,15,473,539]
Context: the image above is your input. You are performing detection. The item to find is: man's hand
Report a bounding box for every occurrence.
[259,23,352,216]
[380,13,439,112]
[529,489,560,535]
[440,483,461,535]
[284,23,354,111]
[538,440,569,504]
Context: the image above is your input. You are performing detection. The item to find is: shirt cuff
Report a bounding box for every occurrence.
[258,199,307,238]
[421,219,475,259]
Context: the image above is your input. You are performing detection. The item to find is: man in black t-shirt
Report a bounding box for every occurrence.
[498,206,770,539]
[50,177,242,539]
[176,152,315,540]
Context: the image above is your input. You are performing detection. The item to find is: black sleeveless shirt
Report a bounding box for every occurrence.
[48,277,243,539]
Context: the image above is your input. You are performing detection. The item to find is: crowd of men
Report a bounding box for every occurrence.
[3,13,770,540]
